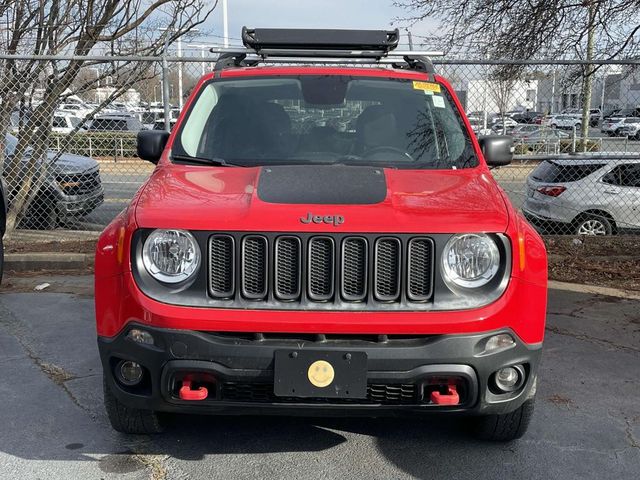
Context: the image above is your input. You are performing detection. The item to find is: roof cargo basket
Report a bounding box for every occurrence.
[212,27,443,73]
[242,27,400,53]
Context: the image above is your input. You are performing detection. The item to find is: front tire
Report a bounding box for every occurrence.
[29,202,58,230]
[103,374,165,434]
[472,399,535,441]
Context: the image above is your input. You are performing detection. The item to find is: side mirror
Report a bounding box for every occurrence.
[137,130,170,164]
[478,135,513,167]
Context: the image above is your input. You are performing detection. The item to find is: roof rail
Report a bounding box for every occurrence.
[212,27,444,73]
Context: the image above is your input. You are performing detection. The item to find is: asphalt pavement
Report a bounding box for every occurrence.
[0,275,638,479]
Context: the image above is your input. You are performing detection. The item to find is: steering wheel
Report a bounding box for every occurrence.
[362,146,415,162]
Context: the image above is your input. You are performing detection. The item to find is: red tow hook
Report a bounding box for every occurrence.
[179,379,208,401]
[430,385,460,405]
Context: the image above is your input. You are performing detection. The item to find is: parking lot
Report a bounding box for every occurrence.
[0,274,638,479]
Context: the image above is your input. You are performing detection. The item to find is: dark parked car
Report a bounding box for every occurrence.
[4,133,104,229]
[511,111,543,124]
[89,114,144,132]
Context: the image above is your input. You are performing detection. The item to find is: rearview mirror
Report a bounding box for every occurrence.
[137,130,170,164]
[478,135,513,167]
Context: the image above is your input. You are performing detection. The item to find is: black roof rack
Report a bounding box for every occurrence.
[212,27,443,74]
[242,27,400,53]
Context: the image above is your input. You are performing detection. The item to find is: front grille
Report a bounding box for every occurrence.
[57,169,101,195]
[221,382,419,405]
[207,233,434,309]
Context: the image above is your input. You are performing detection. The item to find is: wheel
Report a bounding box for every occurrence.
[472,399,535,441]
[575,123,581,131]
[575,214,612,236]
[29,202,58,230]
[103,374,165,434]
[615,128,622,137]
[550,124,557,129]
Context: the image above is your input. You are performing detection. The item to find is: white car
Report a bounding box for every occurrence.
[601,117,630,136]
[491,117,519,133]
[52,113,83,134]
[619,118,640,139]
[59,103,93,119]
[545,114,582,130]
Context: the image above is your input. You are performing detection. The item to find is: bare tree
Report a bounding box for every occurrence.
[396,0,640,146]
[488,67,519,134]
[0,0,216,233]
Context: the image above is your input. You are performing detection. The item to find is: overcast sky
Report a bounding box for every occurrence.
[194,0,437,50]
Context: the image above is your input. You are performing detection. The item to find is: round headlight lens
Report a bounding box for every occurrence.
[442,234,500,288]
[142,229,200,284]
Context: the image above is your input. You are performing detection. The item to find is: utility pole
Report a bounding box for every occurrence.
[223,0,229,48]
[162,32,171,132]
[177,37,183,110]
[579,0,597,151]
[550,69,556,114]
[407,29,414,51]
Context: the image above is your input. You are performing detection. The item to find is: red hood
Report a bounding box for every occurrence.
[134,165,509,233]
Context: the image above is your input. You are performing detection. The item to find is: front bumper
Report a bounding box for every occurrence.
[99,324,541,417]
[58,188,104,219]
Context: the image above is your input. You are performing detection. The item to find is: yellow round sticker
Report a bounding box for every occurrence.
[307,360,335,388]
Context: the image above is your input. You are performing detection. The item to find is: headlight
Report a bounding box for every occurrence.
[142,229,200,284]
[442,234,500,288]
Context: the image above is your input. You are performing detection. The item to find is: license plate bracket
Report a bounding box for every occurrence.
[273,350,367,398]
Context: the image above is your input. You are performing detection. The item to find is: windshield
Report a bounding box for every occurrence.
[173,75,477,169]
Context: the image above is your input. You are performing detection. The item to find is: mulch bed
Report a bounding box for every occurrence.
[545,236,640,292]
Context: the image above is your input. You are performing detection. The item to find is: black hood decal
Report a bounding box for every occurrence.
[257,165,387,205]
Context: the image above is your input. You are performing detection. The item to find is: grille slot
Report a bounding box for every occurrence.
[274,236,302,301]
[308,237,335,301]
[341,237,368,301]
[221,382,419,405]
[374,238,401,302]
[208,235,235,298]
[407,238,434,301]
[241,236,268,299]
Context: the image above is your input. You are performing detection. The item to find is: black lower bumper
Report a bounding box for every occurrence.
[98,325,542,417]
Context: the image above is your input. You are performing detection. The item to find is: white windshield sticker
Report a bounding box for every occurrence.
[432,95,445,108]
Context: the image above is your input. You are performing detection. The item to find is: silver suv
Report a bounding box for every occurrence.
[523,156,640,235]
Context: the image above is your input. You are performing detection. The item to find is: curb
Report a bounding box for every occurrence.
[548,280,640,300]
[4,253,95,272]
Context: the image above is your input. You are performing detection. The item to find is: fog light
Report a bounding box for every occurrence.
[493,365,524,393]
[485,333,515,354]
[127,329,155,345]
[117,360,143,386]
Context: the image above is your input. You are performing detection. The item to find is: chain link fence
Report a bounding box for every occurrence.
[1,55,639,248]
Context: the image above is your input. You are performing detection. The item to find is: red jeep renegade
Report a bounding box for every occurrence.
[95,28,547,441]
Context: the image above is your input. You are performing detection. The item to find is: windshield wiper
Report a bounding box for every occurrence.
[171,154,243,167]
